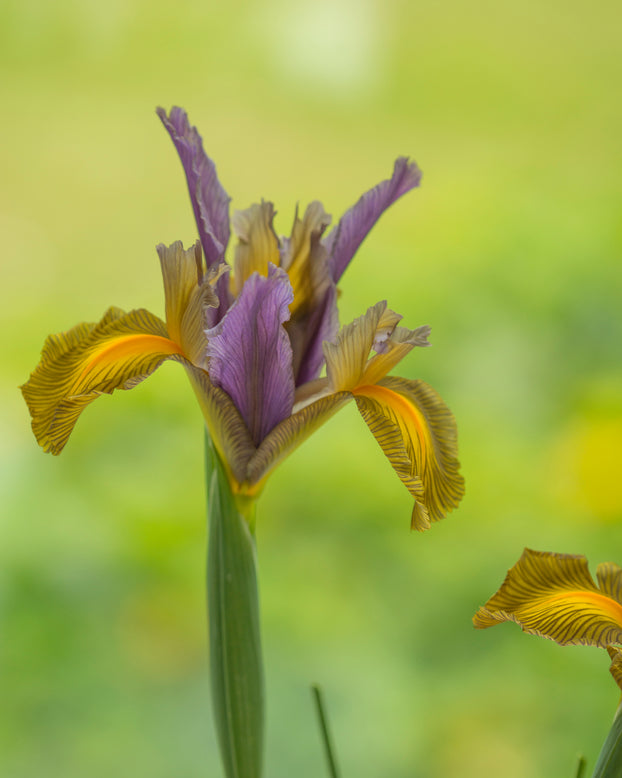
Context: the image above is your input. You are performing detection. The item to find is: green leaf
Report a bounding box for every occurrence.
[592,703,622,778]
[205,432,264,778]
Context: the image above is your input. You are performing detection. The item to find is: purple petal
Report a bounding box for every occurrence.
[324,157,422,283]
[157,106,231,267]
[279,203,337,384]
[288,283,338,385]
[206,266,295,446]
[206,272,234,329]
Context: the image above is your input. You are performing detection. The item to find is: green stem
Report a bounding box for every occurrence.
[205,433,264,778]
[312,684,340,778]
[592,702,622,778]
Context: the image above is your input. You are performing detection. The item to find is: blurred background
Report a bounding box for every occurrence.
[2,0,621,776]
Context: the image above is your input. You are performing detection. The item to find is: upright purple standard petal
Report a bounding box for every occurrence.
[280,212,339,385]
[325,157,422,283]
[206,266,295,446]
[289,283,338,386]
[157,106,231,267]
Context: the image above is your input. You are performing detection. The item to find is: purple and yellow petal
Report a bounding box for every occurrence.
[324,157,422,283]
[231,203,280,296]
[354,376,464,529]
[244,391,352,491]
[280,201,332,317]
[473,549,622,647]
[206,266,295,446]
[281,203,338,385]
[21,307,184,455]
[186,368,256,489]
[157,106,231,267]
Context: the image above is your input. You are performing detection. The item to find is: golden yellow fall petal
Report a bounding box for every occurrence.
[473,548,622,647]
[157,240,219,367]
[597,562,622,603]
[607,646,622,691]
[231,202,280,296]
[21,307,183,454]
[353,375,464,529]
[354,392,429,530]
[244,391,352,492]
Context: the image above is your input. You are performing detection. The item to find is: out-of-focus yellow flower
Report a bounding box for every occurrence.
[550,415,622,523]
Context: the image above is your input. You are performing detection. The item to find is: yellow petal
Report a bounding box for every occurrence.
[281,201,331,317]
[607,646,622,691]
[323,301,389,391]
[361,324,431,386]
[21,307,184,454]
[597,562,622,602]
[323,301,430,393]
[473,548,622,647]
[231,202,280,296]
[157,240,219,366]
[353,376,464,529]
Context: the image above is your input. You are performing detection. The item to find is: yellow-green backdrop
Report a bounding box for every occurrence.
[2,1,621,776]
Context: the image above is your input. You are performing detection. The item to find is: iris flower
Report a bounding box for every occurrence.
[22,107,466,778]
[21,106,464,529]
[474,548,622,688]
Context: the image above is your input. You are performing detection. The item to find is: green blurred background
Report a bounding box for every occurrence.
[2,0,621,775]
